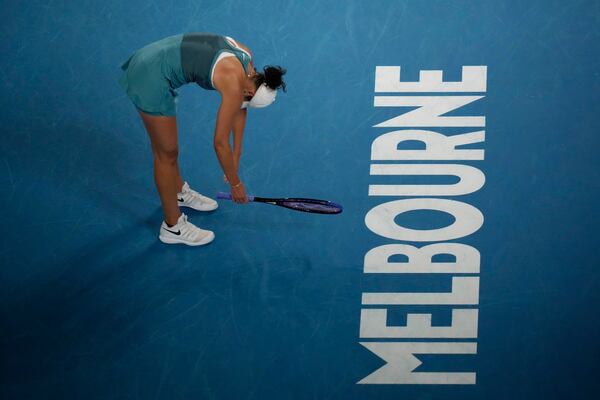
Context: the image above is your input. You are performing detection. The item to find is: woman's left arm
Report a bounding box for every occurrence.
[231,108,247,172]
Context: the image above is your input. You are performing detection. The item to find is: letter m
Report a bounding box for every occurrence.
[358,342,477,384]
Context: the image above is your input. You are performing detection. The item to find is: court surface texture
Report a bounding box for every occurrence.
[1,1,598,399]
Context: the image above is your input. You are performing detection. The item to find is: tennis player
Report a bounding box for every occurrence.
[118,33,287,246]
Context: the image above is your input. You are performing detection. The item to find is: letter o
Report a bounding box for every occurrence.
[364,198,484,242]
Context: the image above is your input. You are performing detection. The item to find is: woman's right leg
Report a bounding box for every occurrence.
[138,110,182,226]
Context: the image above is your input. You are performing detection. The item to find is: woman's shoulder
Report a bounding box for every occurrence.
[213,56,245,89]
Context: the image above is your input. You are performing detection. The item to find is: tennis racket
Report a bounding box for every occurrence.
[216,192,343,214]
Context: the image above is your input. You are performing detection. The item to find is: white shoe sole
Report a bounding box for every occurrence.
[159,231,215,246]
[178,201,219,212]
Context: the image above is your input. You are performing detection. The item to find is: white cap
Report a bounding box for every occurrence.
[241,83,277,109]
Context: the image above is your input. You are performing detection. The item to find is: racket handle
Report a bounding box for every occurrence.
[216,192,255,201]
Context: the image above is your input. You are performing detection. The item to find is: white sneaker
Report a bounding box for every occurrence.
[177,182,218,211]
[158,213,215,246]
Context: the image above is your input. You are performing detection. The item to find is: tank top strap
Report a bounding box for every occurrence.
[224,36,252,74]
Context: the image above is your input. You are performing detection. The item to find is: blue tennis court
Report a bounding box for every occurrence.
[1,1,598,398]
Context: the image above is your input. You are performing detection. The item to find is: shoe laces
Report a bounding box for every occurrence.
[179,214,204,240]
[182,187,209,203]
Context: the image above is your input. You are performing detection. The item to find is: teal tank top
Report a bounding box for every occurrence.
[118,33,251,116]
[180,33,252,90]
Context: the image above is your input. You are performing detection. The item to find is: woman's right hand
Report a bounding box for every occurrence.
[230,181,248,204]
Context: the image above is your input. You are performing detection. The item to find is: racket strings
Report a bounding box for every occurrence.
[281,200,342,214]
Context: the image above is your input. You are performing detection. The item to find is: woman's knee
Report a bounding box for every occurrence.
[154,146,179,165]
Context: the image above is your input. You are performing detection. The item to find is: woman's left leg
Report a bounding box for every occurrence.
[138,110,182,226]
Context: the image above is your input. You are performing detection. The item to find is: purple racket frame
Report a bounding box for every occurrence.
[216,192,343,215]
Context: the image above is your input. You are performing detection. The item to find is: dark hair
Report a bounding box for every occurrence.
[255,65,287,92]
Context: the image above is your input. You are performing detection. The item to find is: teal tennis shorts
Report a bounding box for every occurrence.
[118,34,186,116]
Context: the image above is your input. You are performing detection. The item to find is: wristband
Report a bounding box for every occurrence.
[231,181,242,188]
